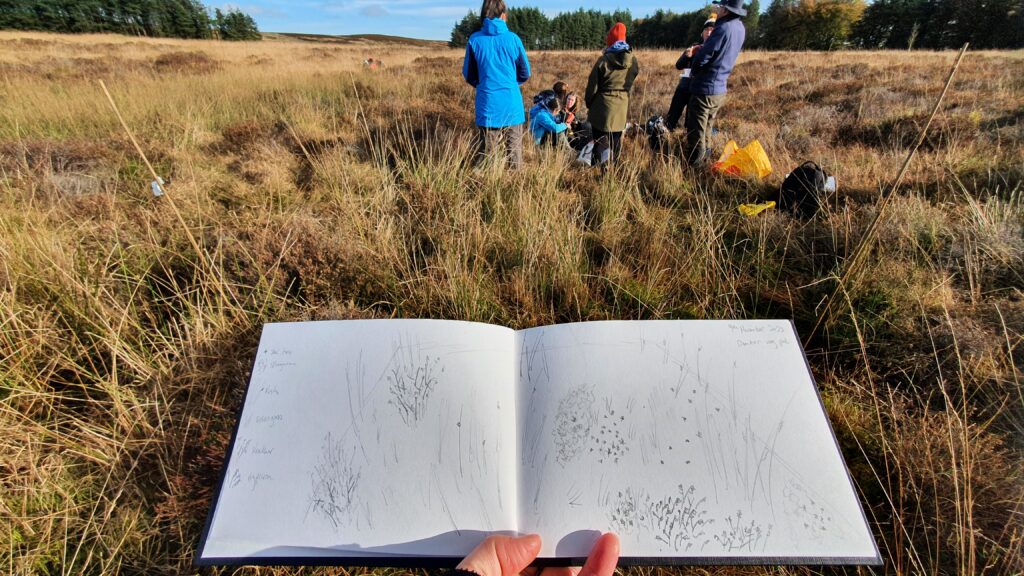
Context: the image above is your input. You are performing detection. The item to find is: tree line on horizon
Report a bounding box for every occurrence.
[450,0,1024,51]
[0,0,261,40]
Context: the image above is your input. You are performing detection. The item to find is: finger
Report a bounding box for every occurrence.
[578,533,620,576]
[496,534,543,575]
[459,534,542,576]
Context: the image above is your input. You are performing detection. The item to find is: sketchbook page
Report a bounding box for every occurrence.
[516,320,878,562]
[200,319,518,561]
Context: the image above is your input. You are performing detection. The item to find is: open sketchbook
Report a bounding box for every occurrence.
[197,320,880,567]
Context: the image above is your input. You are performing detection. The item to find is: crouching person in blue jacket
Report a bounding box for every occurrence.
[463,0,531,169]
[529,90,570,148]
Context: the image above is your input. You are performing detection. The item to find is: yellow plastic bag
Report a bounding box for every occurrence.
[717,140,739,165]
[714,139,773,180]
[738,200,776,217]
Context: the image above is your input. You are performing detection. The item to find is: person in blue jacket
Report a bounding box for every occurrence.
[528,90,570,147]
[463,0,531,169]
[684,0,746,167]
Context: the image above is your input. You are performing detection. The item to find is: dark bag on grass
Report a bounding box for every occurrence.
[779,161,828,218]
[569,120,592,151]
[645,115,669,155]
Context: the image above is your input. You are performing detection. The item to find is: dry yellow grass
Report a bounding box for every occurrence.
[0,32,1021,575]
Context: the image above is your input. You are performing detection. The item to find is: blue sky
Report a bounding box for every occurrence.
[223,1,713,41]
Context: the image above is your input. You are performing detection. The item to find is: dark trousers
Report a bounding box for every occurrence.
[685,93,726,166]
[539,130,570,149]
[665,83,690,132]
[476,124,524,169]
[592,130,622,167]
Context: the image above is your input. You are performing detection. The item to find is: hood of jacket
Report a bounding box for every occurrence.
[604,48,633,70]
[481,17,509,35]
[606,40,630,53]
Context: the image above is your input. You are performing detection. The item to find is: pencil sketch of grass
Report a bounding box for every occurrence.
[308,432,361,529]
[607,484,713,551]
[387,346,442,426]
[713,510,772,553]
[650,484,713,551]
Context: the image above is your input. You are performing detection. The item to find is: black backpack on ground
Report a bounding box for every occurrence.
[569,120,592,151]
[778,161,829,218]
[645,115,669,155]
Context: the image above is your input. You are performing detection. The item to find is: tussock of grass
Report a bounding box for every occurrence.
[0,31,1022,575]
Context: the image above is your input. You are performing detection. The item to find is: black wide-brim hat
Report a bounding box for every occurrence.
[712,0,747,17]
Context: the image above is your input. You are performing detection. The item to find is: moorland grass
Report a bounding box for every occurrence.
[0,31,1021,575]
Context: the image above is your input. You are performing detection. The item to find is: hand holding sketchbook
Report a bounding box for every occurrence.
[457,533,620,576]
[197,320,880,566]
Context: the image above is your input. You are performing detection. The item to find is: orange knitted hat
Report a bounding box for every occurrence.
[605,22,626,47]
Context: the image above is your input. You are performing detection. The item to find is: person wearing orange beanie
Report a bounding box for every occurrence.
[605,22,626,47]
[585,22,639,169]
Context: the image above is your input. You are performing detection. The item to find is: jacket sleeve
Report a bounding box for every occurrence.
[515,38,531,84]
[691,26,725,77]
[463,42,479,87]
[675,52,691,70]
[624,57,640,93]
[584,59,601,107]
[536,111,568,135]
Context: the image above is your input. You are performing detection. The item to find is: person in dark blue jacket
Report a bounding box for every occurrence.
[684,0,746,167]
[664,14,717,132]
[463,0,531,169]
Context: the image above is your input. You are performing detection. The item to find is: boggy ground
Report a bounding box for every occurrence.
[0,31,1022,575]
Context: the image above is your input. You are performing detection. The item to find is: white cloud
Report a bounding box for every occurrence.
[359,3,390,16]
[220,3,289,18]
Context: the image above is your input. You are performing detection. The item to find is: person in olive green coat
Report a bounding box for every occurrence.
[585,22,640,168]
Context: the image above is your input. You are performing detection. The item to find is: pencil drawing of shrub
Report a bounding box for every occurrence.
[650,484,713,551]
[308,432,361,528]
[713,510,772,552]
[387,352,442,426]
[608,487,650,534]
[553,386,596,466]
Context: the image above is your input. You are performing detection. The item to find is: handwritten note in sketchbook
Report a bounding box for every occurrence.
[197,320,880,566]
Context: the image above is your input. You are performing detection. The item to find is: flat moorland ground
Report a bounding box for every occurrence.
[0,31,1021,575]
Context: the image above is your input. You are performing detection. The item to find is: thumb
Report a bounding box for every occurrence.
[458,534,542,576]
[579,533,620,576]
